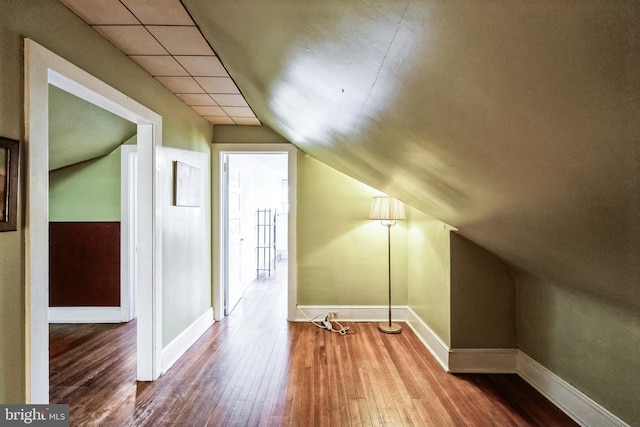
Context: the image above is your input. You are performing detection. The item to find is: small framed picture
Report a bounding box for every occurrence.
[0,137,19,232]
[173,160,201,207]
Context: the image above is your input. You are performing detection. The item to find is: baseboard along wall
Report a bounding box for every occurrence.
[161,308,215,374]
[48,306,124,323]
[295,305,630,427]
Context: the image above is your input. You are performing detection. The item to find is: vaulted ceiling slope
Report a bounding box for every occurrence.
[49,85,136,171]
[185,0,640,307]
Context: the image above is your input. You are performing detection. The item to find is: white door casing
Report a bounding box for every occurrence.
[121,146,138,321]
[225,158,243,315]
[213,144,298,322]
[25,39,163,402]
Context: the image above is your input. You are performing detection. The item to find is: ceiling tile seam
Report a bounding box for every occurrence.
[132,56,192,78]
[128,54,219,57]
[175,94,219,105]
[116,0,145,27]
[79,1,260,124]
[178,1,261,125]
[56,4,233,123]
[117,0,195,27]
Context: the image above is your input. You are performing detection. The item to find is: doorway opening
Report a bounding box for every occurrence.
[25,39,163,403]
[214,144,297,322]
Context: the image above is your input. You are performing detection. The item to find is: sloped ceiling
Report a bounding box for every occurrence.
[182,1,640,307]
[49,85,136,171]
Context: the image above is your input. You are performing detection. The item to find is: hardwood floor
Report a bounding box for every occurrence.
[50,263,577,426]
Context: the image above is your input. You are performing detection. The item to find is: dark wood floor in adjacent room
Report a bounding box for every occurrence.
[50,262,577,426]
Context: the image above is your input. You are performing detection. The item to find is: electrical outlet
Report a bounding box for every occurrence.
[328,312,338,321]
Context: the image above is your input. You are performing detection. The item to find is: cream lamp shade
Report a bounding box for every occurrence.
[369,196,406,222]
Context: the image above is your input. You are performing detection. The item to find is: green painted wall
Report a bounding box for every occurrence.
[406,208,452,346]
[212,125,289,144]
[49,147,122,222]
[450,233,516,348]
[48,85,136,171]
[297,153,408,306]
[518,274,640,425]
[161,148,211,346]
[0,0,212,403]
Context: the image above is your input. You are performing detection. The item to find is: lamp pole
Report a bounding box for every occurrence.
[370,196,404,334]
[378,221,401,334]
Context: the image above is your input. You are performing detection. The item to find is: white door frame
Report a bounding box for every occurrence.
[212,144,297,321]
[121,145,138,322]
[24,39,163,403]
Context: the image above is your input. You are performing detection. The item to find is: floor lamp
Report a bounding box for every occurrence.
[370,196,406,334]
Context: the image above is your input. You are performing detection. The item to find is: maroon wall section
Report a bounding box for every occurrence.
[49,222,120,307]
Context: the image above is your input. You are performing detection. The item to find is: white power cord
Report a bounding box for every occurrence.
[309,313,351,335]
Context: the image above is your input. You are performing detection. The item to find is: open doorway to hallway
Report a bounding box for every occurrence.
[222,153,289,316]
[25,39,162,403]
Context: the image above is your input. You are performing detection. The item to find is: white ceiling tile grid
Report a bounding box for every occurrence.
[59,0,260,126]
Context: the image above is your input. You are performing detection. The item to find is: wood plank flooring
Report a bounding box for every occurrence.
[50,263,577,426]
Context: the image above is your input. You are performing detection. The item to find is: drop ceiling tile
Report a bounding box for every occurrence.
[176,94,218,106]
[195,77,240,94]
[155,76,204,93]
[94,25,168,55]
[59,0,139,25]
[233,117,262,126]
[121,0,193,25]
[211,94,248,107]
[130,55,188,76]
[222,106,255,117]
[206,116,236,125]
[174,56,227,77]
[192,106,227,117]
[147,26,213,56]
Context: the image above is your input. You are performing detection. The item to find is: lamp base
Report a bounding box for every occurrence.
[378,322,402,334]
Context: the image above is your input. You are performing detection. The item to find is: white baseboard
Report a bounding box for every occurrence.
[162,308,214,374]
[404,307,450,371]
[295,305,410,322]
[295,304,629,426]
[48,306,124,323]
[518,351,629,427]
[295,305,407,322]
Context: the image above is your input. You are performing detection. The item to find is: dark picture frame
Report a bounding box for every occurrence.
[0,137,20,231]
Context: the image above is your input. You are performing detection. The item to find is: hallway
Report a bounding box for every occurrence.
[50,262,575,426]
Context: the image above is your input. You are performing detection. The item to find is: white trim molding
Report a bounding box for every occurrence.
[518,352,630,427]
[295,304,629,426]
[48,307,125,323]
[162,308,214,374]
[295,305,411,323]
[212,143,298,323]
[25,39,163,402]
[405,307,450,371]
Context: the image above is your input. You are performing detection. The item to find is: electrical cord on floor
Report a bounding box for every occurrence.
[309,313,351,335]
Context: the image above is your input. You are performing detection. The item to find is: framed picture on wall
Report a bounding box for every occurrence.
[0,137,20,232]
[173,160,201,207]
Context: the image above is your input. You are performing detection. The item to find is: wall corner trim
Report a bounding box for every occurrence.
[405,308,450,372]
[161,308,214,374]
[517,351,630,427]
